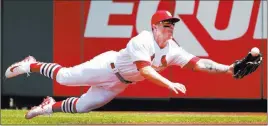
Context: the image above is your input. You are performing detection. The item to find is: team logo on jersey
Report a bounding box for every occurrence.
[152,55,167,72]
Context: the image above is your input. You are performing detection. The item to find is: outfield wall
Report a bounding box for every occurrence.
[2,0,267,100]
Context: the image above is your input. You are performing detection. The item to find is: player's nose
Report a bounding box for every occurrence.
[167,25,174,31]
[168,25,174,31]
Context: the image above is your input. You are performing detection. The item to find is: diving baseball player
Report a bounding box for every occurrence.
[5,10,262,119]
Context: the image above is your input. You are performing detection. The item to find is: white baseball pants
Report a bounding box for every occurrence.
[55,51,128,112]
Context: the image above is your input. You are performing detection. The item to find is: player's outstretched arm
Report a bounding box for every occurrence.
[192,47,263,79]
[139,66,186,94]
[192,59,234,75]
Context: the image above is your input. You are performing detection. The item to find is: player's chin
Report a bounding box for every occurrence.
[168,32,173,36]
[167,34,173,39]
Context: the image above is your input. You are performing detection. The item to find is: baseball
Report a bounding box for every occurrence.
[251,47,260,56]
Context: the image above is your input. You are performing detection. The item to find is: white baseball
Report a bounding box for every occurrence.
[251,47,260,56]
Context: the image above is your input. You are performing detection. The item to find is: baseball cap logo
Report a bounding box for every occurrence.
[165,11,172,17]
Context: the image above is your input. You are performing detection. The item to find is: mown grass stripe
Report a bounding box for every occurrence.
[1,110,266,125]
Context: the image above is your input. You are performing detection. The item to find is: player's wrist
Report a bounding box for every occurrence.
[166,81,175,88]
[227,64,234,75]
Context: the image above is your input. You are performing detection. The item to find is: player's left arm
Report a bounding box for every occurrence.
[169,46,233,75]
[186,47,262,79]
[191,59,233,75]
[170,40,262,78]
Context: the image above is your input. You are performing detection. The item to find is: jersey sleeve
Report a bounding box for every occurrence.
[126,37,152,63]
[169,47,199,68]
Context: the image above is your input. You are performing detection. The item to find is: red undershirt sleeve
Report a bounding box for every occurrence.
[184,57,200,69]
[134,61,151,70]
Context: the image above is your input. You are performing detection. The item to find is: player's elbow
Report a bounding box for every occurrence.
[192,60,203,71]
[193,59,209,71]
[139,66,152,78]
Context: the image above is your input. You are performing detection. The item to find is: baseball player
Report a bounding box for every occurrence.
[5,10,262,119]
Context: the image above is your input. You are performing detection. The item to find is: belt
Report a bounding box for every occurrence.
[110,63,132,84]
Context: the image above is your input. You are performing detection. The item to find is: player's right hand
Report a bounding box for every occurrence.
[169,82,186,94]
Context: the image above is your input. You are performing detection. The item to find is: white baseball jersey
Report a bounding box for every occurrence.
[115,30,196,82]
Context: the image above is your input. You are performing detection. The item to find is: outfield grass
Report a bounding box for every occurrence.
[1,109,267,125]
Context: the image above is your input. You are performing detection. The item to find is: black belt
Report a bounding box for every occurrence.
[110,63,132,84]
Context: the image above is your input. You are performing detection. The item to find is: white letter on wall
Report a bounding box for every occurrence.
[173,1,208,56]
[197,1,254,40]
[84,1,134,38]
[136,1,160,33]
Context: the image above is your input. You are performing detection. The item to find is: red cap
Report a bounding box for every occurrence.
[151,10,180,25]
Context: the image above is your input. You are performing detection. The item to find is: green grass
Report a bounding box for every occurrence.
[1,109,267,125]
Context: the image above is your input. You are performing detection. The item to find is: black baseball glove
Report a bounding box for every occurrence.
[233,52,263,79]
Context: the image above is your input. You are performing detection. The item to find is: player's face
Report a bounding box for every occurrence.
[161,21,174,37]
[154,20,175,47]
[160,21,175,29]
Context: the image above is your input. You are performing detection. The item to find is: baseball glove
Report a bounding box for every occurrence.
[233,52,263,79]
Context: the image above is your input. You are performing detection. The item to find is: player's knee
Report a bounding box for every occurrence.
[56,77,67,85]
[76,107,91,113]
[76,104,96,113]
[56,78,67,85]
[75,98,108,113]
[55,68,71,85]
